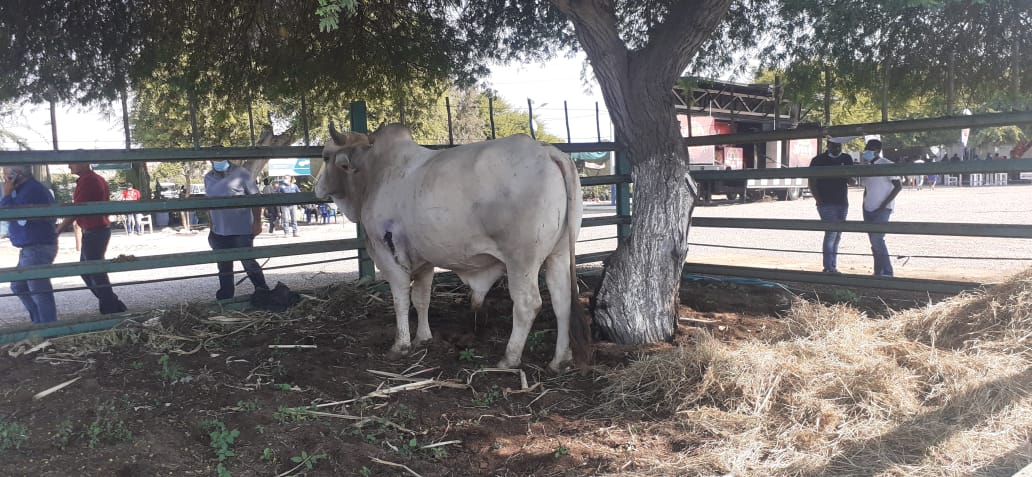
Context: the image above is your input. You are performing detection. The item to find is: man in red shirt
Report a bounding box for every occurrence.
[56,163,127,314]
[122,182,143,235]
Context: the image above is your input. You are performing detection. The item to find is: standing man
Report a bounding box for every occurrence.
[122,182,143,235]
[204,159,270,300]
[56,163,128,314]
[808,137,854,274]
[277,175,300,237]
[2,165,59,324]
[859,139,903,277]
[261,177,281,235]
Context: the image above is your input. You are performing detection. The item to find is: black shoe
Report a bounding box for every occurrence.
[100,300,128,314]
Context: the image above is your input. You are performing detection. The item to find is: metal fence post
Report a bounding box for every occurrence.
[615,149,631,241]
[350,101,376,281]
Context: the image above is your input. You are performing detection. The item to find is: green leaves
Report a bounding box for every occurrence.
[315,0,357,33]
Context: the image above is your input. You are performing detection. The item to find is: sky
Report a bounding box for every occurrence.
[8,52,613,151]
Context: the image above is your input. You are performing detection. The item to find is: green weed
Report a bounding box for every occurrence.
[201,421,240,477]
[289,450,328,471]
[458,348,478,362]
[472,385,503,407]
[0,419,28,451]
[157,354,184,383]
[85,401,133,448]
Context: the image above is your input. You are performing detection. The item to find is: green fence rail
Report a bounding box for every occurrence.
[3,108,1032,334]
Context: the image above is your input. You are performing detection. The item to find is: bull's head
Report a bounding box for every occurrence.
[315,121,372,215]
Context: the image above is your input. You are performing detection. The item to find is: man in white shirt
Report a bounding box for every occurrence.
[859,139,902,276]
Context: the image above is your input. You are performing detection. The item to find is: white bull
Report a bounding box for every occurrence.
[316,124,590,371]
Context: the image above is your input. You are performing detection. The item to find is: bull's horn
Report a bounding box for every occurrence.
[328,121,346,145]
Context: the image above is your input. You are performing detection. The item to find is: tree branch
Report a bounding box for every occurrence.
[551,0,633,136]
[637,0,734,87]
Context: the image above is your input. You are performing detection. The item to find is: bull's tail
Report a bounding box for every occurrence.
[547,145,592,370]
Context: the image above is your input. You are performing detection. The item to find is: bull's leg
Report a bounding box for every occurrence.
[544,248,573,372]
[385,272,414,360]
[498,266,543,369]
[411,266,435,347]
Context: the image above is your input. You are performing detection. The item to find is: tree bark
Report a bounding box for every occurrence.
[552,0,725,345]
[593,148,693,343]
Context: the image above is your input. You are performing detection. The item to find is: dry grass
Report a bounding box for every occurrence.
[599,272,1032,476]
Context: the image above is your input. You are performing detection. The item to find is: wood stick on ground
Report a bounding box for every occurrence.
[369,456,423,477]
[33,376,81,400]
[267,344,317,349]
[420,440,462,449]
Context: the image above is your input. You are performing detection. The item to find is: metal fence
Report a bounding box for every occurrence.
[1,105,1031,339]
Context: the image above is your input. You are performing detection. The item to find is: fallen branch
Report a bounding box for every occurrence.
[467,367,529,390]
[267,344,317,349]
[33,376,81,400]
[421,440,462,449]
[369,456,423,477]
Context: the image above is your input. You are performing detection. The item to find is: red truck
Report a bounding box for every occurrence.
[681,114,815,202]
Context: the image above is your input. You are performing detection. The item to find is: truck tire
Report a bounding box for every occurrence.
[726,192,739,201]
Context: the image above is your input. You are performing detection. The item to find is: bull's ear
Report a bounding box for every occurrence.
[328,121,346,145]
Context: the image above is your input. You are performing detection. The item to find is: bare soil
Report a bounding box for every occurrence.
[0,272,940,477]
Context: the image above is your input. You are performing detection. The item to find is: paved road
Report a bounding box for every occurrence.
[2,183,1029,327]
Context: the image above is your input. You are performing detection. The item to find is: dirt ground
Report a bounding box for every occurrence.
[0,271,948,477]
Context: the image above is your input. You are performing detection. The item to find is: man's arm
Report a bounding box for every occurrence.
[251,207,263,236]
[878,179,903,211]
[56,216,74,234]
[807,178,822,205]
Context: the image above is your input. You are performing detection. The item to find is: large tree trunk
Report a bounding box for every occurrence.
[552,0,728,345]
[593,145,694,343]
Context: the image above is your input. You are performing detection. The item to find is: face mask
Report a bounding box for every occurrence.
[828,151,842,158]
[862,150,876,162]
[213,160,230,172]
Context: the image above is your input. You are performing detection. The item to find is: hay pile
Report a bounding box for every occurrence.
[599,273,1032,476]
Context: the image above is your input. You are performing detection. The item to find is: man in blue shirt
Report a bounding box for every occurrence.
[1,165,59,323]
[204,160,270,300]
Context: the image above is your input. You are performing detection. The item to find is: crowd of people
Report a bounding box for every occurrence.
[0,161,340,324]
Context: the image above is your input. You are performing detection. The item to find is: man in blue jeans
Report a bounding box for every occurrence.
[859,139,902,276]
[56,163,128,314]
[2,165,59,323]
[808,137,855,273]
[204,159,270,300]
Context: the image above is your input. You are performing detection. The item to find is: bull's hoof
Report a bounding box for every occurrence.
[548,359,569,374]
[386,347,409,361]
[495,358,521,370]
[412,337,433,349]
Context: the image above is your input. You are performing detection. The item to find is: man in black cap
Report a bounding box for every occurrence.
[808,137,855,273]
[859,139,902,276]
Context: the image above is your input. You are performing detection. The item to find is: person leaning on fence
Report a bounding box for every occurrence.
[808,137,855,274]
[1,165,59,324]
[859,139,903,277]
[56,163,128,314]
[204,159,270,300]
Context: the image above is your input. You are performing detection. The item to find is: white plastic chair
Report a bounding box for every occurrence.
[137,214,153,234]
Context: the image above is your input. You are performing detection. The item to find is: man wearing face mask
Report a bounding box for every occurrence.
[204,159,270,300]
[2,165,59,323]
[808,137,855,273]
[858,139,902,276]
